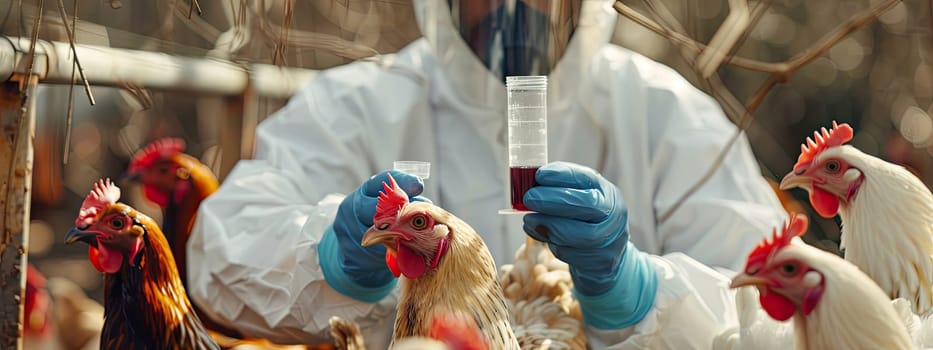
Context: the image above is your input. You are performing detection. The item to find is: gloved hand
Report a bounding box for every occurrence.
[319,170,430,302]
[523,161,657,329]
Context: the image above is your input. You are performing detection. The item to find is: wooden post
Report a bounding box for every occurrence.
[0,76,37,350]
[219,96,245,182]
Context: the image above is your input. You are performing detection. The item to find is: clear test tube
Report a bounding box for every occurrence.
[500,75,548,214]
[393,161,431,181]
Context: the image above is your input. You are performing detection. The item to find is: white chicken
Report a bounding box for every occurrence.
[716,213,933,349]
[779,121,933,317]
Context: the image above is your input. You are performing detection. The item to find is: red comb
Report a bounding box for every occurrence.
[374,174,409,222]
[75,178,121,228]
[793,121,853,171]
[128,138,186,173]
[745,213,808,271]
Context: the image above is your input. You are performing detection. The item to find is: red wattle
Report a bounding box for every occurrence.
[760,289,797,321]
[397,241,426,279]
[809,187,839,218]
[385,250,401,277]
[88,246,105,273]
[90,243,123,274]
[144,185,170,208]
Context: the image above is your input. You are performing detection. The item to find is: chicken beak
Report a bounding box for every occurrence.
[64,227,98,246]
[730,273,770,289]
[779,169,810,190]
[361,228,403,247]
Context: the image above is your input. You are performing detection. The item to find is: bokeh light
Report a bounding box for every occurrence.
[899,106,932,146]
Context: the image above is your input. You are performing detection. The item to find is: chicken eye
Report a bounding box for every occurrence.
[410,215,428,230]
[825,160,841,173]
[110,217,125,229]
[378,223,390,230]
[781,263,797,276]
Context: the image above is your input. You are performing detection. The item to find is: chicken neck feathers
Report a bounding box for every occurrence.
[393,206,520,350]
[790,243,913,350]
[834,146,933,317]
[100,205,219,350]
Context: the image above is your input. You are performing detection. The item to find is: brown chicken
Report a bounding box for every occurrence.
[23,263,66,350]
[24,264,109,350]
[123,138,217,293]
[65,178,222,349]
[123,141,332,349]
[357,174,521,349]
[63,179,319,350]
[121,137,251,340]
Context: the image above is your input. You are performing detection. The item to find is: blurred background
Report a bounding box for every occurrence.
[0,0,930,327]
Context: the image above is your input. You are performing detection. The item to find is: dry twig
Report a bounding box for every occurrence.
[20,0,42,95]
[611,0,903,223]
[188,0,202,19]
[694,0,750,78]
[53,0,94,105]
[273,0,293,65]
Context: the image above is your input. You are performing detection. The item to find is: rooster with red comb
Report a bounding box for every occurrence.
[120,138,248,336]
[779,121,933,318]
[729,213,914,349]
[64,179,336,350]
[65,178,222,349]
[121,138,217,287]
[358,174,520,349]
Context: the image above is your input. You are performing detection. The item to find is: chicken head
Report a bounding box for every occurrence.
[779,121,865,218]
[123,138,191,208]
[65,179,146,274]
[731,214,825,321]
[360,174,450,279]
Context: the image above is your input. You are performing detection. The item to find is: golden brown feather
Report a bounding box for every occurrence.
[362,198,520,349]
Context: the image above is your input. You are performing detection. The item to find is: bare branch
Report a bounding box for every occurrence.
[612,0,901,75]
[615,0,903,223]
[695,0,750,78]
[641,0,689,35]
[273,0,293,65]
[729,0,774,59]
[55,0,94,106]
[781,0,902,79]
[188,0,202,19]
[240,3,379,61]
[614,1,783,72]
[20,0,42,94]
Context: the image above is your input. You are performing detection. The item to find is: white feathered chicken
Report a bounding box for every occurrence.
[723,213,917,349]
[779,121,933,317]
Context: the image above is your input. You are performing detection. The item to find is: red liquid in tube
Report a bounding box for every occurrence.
[510,166,539,211]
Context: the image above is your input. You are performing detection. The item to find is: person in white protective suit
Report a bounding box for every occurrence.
[186,0,788,348]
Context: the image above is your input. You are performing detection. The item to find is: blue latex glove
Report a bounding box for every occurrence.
[319,170,430,303]
[523,162,658,329]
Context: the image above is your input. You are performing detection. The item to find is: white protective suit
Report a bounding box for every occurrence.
[187,0,788,348]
